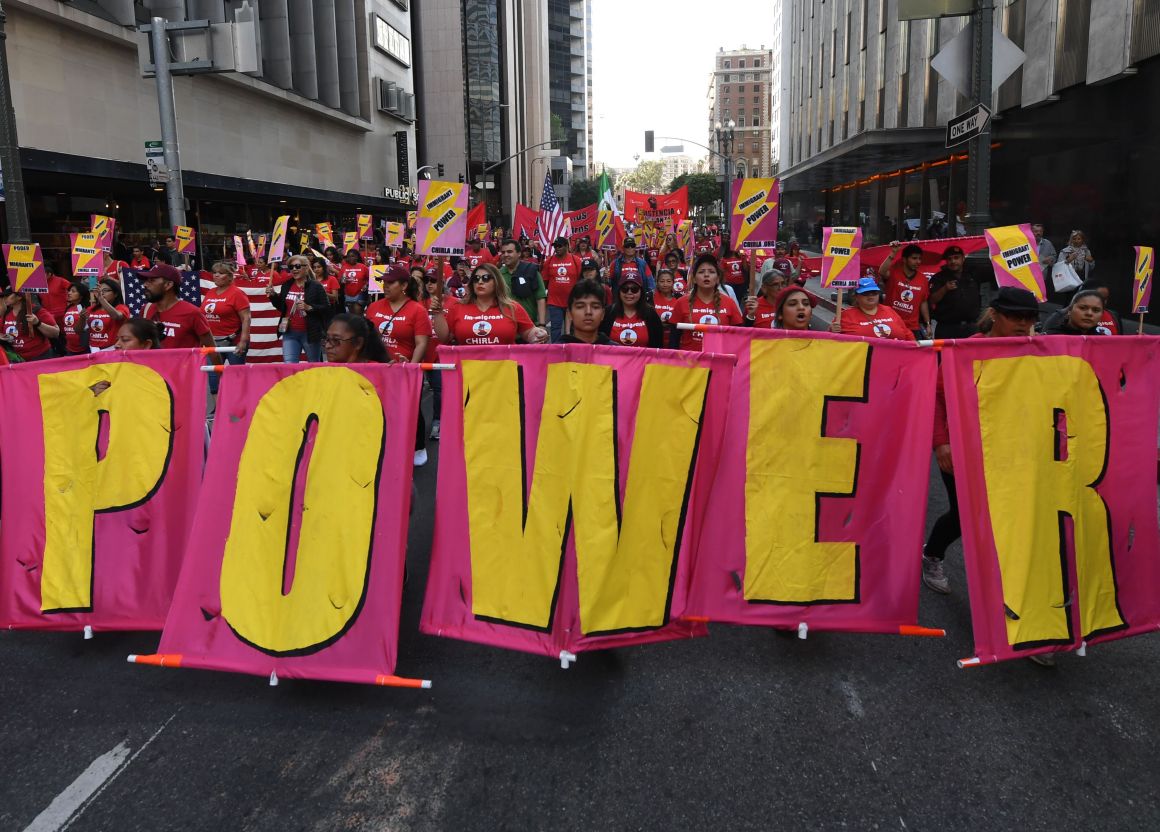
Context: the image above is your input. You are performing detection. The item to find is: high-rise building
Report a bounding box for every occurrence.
[413,0,553,222]
[707,46,775,180]
[778,0,1160,321]
[547,0,593,195]
[7,0,418,264]
[659,151,699,187]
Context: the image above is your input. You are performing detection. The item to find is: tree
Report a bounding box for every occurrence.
[670,172,721,211]
[569,176,601,208]
[618,160,665,195]
[550,113,567,147]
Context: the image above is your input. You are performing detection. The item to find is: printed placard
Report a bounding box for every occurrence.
[984,223,1045,301]
[3,243,49,293]
[730,179,780,250]
[822,226,863,288]
[416,180,468,257]
[1132,246,1153,314]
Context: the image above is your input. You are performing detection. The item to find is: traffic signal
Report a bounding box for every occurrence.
[458,173,465,183]
[644,131,654,153]
[438,163,445,177]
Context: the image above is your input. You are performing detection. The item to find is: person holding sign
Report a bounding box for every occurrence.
[87,278,130,350]
[744,268,791,327]
[339,249,370,314]
[832,277,915,341]
[672,254,744,351]
[0,289,60,361]
[431,263,548,346]
[61,282,90,355]
[271,255,330,362]
[600,274,663,348]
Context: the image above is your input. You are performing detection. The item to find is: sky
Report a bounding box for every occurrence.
[590,0,776,170]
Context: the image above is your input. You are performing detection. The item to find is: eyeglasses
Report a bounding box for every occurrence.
[471,274,494,284]
[322,335,355,346]
[288,263,307,270]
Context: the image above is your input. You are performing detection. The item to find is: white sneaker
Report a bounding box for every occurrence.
[413,448,428,467]
[922,556,950,594]
[429,419,441,441]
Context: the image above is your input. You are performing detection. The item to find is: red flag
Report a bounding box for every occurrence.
[466,202,488,241]
[624,187,689,226]
[513,204,539,241]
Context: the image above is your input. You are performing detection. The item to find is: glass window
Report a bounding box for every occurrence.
[739,58,746,68]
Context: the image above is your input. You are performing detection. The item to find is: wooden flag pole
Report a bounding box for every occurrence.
[1139,312,1146,335]
[749,248,758,297]
[834,288,845,327]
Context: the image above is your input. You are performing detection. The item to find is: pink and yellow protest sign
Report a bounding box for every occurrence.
[1132,246,1153,314]
[686,328,937,635]
[71,232,101,277]
[369,264,387,294]
[233,235,246,267]
[595,209,614,250]
[357,213,373,240]
[173,225,196,254]
[730,178,779,250]
[268,215,290,263]
[985,223,1046,301]
[255,234,267,259]
[421,344,734,657]
[145,363,425,685]
[3,243,48,293]
[315,222,335,249]
[406,210,417,230]
[341,231,359,254]
[942,337,1160,667]
[677,219,695,263]
[822,226,863,288]
[384,222,405,248]
[416,180,468,257]
[0,350,205,631]
[91,214,115,252]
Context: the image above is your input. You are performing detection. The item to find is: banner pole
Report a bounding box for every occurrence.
[1139,311,1146,335]
[834,288,844,328]
[749,248,758,297]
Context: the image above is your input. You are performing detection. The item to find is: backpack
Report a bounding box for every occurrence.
[509,263,536,299]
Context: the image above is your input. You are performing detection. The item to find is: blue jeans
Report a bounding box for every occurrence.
[208,337,244,394]
[548,304,566,343]
[282,330,321,363]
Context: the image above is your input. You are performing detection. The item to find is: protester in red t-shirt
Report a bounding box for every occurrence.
[309,257,341,308]
[42,266,71,324]
[87,278,130,350]
[773,286,817,331]
[129,246,152,270]
[202,261,252,357]
[365,265,433,363]
[652,269,681,348]
[338,249,370,312]
[744,269,791,328]
[878,242,931,335]
[101,250,128,280]
[833,277,916,341]
[672,254,744,351]
[600,274,664,347]
[462,238,496,270]
[138,263,216,352]
[720,249,749,304]
[0,290,60,360]
[541,237,584,342]
[432,263,548,346]
[662,252,689,294]
[61,282,90,355]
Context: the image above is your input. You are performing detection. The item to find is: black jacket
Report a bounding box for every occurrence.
[271,278,331,343]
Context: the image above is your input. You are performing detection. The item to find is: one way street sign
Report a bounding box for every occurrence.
[945,103,992,148]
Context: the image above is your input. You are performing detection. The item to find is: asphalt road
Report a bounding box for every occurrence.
[3,428,1160,831]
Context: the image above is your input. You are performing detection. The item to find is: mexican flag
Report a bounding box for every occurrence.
[597,168,619,216]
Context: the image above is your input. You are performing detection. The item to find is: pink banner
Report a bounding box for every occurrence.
[151,363,423,685]
[686,328,937,634]
[942,337,1160,666]
[0,351,205,631]
[421,344,735,658]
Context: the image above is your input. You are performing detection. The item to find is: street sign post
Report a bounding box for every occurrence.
[946,103,992,149]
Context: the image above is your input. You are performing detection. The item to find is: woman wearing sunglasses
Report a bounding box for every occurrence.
[600,273,664,348]
[270,255,331,362]
[431,263,549,346]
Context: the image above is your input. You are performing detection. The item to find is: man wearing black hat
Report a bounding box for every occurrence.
[541,236,584,342]
[928,245,981,339]
[610,237,653,296]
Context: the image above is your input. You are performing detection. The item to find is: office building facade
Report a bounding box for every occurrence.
[778,0,1160,321]
[707,46,776,179]
[7,0,418,266]
[547,0,593,183]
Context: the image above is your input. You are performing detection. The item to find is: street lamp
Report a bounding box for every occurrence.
[714,120,736,250]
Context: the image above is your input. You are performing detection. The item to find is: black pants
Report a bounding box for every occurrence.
[925,468,961,560]
[934,321,977,340]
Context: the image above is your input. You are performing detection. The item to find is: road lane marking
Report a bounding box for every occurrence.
[23,711,179,832]
[838,680,864,718]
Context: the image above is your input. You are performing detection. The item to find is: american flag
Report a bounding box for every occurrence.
[121,267,201,316]
[535,171,567,251]
[198,272,284,363]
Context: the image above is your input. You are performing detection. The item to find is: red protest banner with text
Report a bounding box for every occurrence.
[150,363,423,685]
[942,337,1160,667]
[513,203,539,241]
[686,329,936,634]
[421,344,734,658]
[624,187,689,226]
[566,204,598,247]
[0,350,205,631]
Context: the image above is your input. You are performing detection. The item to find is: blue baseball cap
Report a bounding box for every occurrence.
[854,276,881,295]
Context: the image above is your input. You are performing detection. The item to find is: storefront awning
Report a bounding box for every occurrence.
[779,128,947,192]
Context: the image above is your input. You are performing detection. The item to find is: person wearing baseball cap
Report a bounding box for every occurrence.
[541,236,584,342]
[601,272,664,347]
[610,236,653,296]
[831,277,915,341]
[137,263,216,352]
[923,285,1039,604]
[928,244,981,339]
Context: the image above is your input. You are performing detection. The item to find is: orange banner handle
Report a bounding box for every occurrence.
[898,625,946,638]
[374,674,432,689]
[127,653,184,668]
[679,616,711,624]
